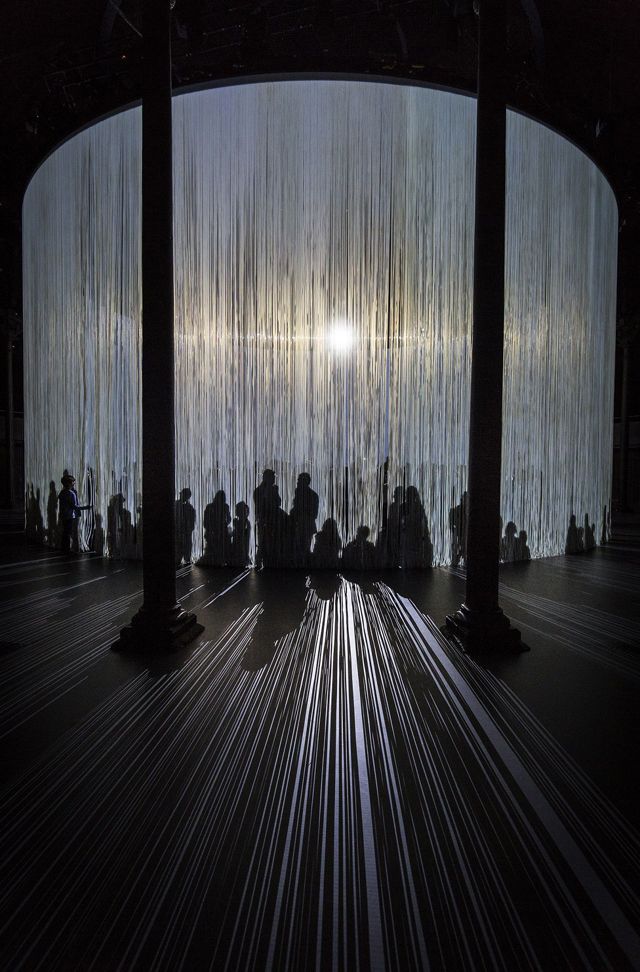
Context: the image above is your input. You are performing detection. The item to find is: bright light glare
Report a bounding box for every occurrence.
[328,320,355,352]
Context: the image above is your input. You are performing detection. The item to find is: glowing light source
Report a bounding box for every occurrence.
[328,320,355,353]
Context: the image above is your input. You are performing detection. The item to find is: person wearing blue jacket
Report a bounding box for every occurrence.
[58,472,90,554]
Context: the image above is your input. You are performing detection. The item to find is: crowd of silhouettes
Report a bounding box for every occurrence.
[28,469,602,571]
[447,494,531,566]
[252,471,435,569]
[199,491,251,568]
[500,520,531,562]
[192,471,436,570]
[24,470,437,569]
[565,512,597,554]
[373,484,433,568]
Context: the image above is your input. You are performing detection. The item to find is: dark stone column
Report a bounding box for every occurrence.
[0,310,19,510]
[6,333,15,509]
[115,0,202,652]
[445,0,524,653]
[2,331,15,508]
[618,340,630,511]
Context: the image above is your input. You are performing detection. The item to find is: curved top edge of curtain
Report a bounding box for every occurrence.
[22,71,617,216]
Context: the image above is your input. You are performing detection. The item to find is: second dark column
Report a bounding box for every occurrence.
[445,0,523,653]
[115,0,202,652]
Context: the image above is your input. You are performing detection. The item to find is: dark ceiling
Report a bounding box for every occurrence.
[1,0,639,408]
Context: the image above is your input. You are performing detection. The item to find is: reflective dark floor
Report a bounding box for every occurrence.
[1,537,639,971]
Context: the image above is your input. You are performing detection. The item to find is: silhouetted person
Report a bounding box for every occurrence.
[230,502,252,567]
[501,521,518,563]
[46,481,58,547]
[134,504,143,558]
[25,486,34,542]
[601,505,608,545]
[201,490,231,566]
[25,484,44,544]
[383,485,404,567]
[565,514,580,554]
[175,487,196,565]
[59,473,89,554]
[253,469,282,568]
[584,514,596,551]
[402,485,433,568]
[312,518,342,569]
[449,491,468,567]
[343,525,377,570]
[93,513,105,557]
[290,472,319,566]
[107,492,133,559]
[515,529,530,561]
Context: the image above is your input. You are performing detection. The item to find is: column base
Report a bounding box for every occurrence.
[443,603,528,654]
[113,603,204,653]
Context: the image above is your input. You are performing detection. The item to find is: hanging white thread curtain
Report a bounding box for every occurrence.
[23,80,617,564]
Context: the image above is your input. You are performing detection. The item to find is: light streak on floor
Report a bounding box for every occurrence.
[0,550,639,970]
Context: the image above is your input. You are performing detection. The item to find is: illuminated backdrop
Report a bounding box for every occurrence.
[23,79,617,564]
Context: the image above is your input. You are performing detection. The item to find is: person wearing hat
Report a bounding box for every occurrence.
[58,472,90,554]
